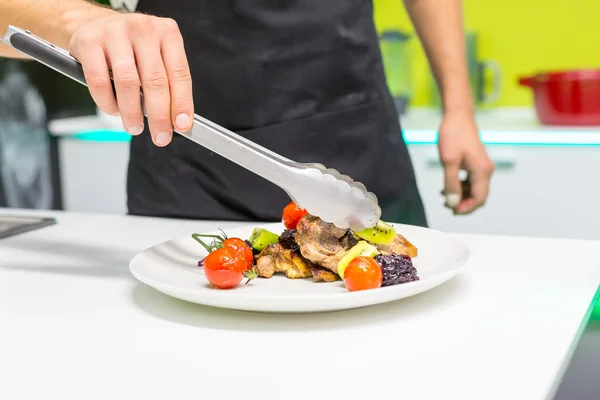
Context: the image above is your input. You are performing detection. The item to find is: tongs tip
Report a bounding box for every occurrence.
[291,164,381,232]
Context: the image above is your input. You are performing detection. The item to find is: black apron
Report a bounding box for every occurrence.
[127,0,428,227]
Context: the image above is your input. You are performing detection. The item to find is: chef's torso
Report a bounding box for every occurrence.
[134,0,389,129]
[125,0,428,227]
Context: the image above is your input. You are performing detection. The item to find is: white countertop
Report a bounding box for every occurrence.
[47,108,600,145]
[1,208,599,400]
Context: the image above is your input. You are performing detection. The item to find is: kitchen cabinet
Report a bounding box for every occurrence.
[58,138,129,215]
[408,144,600,240]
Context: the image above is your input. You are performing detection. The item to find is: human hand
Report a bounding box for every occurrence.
[437,111,495,215]
[68,10,193,146]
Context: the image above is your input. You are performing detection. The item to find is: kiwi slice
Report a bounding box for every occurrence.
[355,220,396,245]
[249,228,280,252]
[337,241,379,279]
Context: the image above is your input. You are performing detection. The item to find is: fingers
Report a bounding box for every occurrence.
[69,13,194,147]
[456,160,494,215]
[106,27,145,137]
[455,197,477,215]
[437,115,494,216]
[160,18,194,132]
[441,157,463,210]
[74,40,119,117]
[471,175,489,208]
[131,28,173,146]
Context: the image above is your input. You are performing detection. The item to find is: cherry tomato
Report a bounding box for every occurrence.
[204,268,243,290]
[282,201,308,230]
[204,247,248,289]
[343,256,383,292]
[223,237,253,269]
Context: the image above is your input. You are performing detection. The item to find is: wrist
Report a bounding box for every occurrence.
[441,92,475,117]
[442,104,475,121]
[438,75,475,116]
[58,2,117,48]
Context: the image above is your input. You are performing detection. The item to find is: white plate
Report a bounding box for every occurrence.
[129,222,471,313]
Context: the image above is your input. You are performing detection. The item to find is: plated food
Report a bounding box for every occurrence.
[129,217,470,312]
[192,202,420,292]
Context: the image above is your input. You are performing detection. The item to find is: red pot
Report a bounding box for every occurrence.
[518,69,600,126]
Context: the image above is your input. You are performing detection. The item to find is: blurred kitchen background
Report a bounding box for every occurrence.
[1,0,600,241]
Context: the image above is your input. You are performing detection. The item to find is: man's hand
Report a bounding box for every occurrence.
[69,11,194,146]
[403,0,494,215]
[1,0,193,146]
[438,112,494,215]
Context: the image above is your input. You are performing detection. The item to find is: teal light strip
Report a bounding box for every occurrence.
[591,286,600,321]
[74,130,131,142]
[72,128,600,147]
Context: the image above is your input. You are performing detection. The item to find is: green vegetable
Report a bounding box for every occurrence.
[355,220,396,245]
[249,228,279,251]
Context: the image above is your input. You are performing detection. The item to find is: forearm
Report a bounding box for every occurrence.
[403,0,473,114]
[0,0,113,58]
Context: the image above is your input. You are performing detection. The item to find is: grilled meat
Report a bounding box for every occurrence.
[295,214,353,273]
[295,215,419,275]
[255,243,313,279]
[310,266,340,282]
[340,229,360,249]
[255,241,340,282]
[376,234,418,258]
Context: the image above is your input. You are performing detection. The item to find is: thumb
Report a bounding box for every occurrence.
[442,159,462,209]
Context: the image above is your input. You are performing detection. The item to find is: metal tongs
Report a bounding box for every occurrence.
[2,25,380,231]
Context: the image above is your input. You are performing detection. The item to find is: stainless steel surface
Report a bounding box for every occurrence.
[0,214,56,239]
[183,114,381,230]
[3,25,381,230]
[2,26,75,75]
[1,25,19,44]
